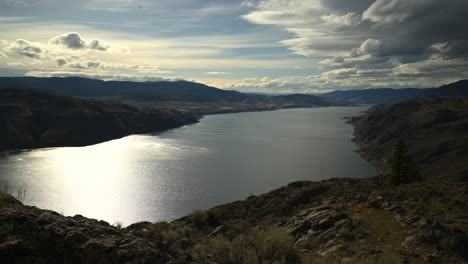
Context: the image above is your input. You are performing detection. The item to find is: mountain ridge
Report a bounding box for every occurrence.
[322,80,468,104]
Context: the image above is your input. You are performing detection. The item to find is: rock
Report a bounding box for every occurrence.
[401,234,419,248]
[64,230,89,247]
[367,196,385,208]
[314,212,348,231]
[318,244,345,257]
[209,225,226,237]
[0,239,31,260]
[288,186,327,206]
[289,220,311,236]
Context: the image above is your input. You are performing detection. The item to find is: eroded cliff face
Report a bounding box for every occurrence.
[0,89,198,152]
[350,96,468,181]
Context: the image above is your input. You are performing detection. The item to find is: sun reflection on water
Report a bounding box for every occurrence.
[20,135,181,224]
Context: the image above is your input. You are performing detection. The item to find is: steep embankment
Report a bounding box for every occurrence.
[350,96,468,181]
[0,89,198,152]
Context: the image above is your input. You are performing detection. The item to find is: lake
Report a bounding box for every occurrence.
[0,106,379,225]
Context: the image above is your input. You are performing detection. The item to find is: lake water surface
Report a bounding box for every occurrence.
[0,107,378,225]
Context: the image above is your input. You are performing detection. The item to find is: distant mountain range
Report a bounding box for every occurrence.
[322,80,468,104]
[0,77,256,102]
[1,77,467,106]
[0,77,349,109]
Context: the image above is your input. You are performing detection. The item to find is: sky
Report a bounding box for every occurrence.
[1,0,467,93]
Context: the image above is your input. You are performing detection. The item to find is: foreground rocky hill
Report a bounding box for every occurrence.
[0,89,198,152]
[2,175,466,263]
[350,96,468,181]
[0,193,175,263]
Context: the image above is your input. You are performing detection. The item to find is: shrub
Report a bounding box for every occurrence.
[146,221,180,245]
[189,210,209,226]
[191,227,298,264]
[113,221,123,229]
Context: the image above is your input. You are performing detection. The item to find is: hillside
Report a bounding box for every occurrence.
[350,96,468,181]
[0,89,198,152]
[322,80,468,104]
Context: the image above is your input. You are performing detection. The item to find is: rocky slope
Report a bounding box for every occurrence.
[350,96,468,181]
[0,89,198,152]
[0,193,177,263]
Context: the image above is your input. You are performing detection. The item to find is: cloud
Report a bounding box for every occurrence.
[242,0,468,89]
[321,12,360,27]
[24,69,183,82]
[0,51,7,58]
[50,32,86,49]
[56,58,67,66]
[3,39,46,59]
[69,61,101,69]
[88,39,110,51]
[351,38,384,56]
[49,32,123,52]
[204,71,226,75]
[362,0,439,24]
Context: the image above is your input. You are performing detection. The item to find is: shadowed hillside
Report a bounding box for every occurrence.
[350,96,468,181]
[0,89,198,152]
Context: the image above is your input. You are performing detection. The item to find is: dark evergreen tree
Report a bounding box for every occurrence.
[390,139,420,186]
